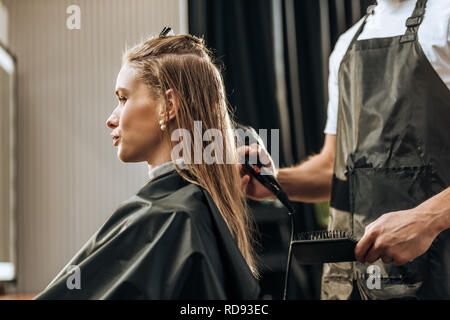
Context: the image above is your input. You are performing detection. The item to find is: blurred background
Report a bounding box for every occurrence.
[0,0,374,299]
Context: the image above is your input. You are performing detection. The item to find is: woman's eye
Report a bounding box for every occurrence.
[119,97,127,103]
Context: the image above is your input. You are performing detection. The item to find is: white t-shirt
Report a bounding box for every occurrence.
[324,0,450,135]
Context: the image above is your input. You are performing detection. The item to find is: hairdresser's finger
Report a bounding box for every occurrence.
[365,247,382,264]
[247,143,259,155]
[255,145,278,176]
[381,255,393,264]
[255,145,270,167]
[238,163,245,176]
[244,144,261,164]
[247,144,272,168]
[355,231,376,263]
[241,143,265,159]
[241,174,250,192]
[236,145,251,156]
[236,145,252,164]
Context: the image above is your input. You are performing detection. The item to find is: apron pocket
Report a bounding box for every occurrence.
[352,165,432,222]
[351,165,432,288]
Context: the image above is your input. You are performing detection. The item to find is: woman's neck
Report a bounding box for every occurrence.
[146,142,173,171]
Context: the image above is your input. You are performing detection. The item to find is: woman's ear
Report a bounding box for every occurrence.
[164,89,179,122]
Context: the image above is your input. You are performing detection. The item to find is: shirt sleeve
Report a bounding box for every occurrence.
[323,47,340,135]
[323,18,366,135]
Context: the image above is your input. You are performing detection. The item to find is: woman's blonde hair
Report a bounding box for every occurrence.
[122,33,259,277]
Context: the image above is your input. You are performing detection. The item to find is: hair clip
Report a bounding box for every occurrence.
[366,4,376,15]
[159,27,174,37]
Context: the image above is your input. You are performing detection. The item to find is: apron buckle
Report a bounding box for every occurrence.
[405,16,423,28]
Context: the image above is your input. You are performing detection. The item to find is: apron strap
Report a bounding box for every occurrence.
[346,3,378,51]
[400,0,428,43]
[347,13,370,50]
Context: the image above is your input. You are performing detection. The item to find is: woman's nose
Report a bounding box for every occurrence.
[106,111,119,129]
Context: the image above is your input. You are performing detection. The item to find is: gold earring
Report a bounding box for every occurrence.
[159,119,166,131]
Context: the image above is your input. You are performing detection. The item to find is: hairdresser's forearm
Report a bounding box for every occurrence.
[415,187,450,233]
[277,153,334,203]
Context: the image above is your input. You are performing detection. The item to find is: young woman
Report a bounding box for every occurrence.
[34,30,260,299]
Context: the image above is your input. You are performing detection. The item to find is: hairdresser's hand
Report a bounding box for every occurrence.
[238,143,277,201]
[355,207,441,266]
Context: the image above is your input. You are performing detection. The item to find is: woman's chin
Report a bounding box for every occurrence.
[117,147,141,163]
[117,147,130,162]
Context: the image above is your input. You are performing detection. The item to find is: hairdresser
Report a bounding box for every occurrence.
[240,0,449,300]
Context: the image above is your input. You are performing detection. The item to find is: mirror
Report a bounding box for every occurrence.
[0,43,17,282]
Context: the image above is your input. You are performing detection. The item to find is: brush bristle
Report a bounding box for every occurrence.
[295,230,354,241]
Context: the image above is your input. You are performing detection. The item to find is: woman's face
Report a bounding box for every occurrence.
[106,63,166,164]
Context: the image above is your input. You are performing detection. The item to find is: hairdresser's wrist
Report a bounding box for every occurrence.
[276,167,297,200]
[413,187,450,234]
[427,203,450,235]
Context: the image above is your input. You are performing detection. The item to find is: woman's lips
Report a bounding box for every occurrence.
[113,136,120,146]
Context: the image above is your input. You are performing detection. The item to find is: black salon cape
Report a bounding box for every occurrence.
[34,170,260,299]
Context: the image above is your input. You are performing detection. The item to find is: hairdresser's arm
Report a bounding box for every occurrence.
[240,134,335,203]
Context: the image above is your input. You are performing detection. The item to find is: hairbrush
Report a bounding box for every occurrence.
[283,230,357,299]
[291,230,357,264]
